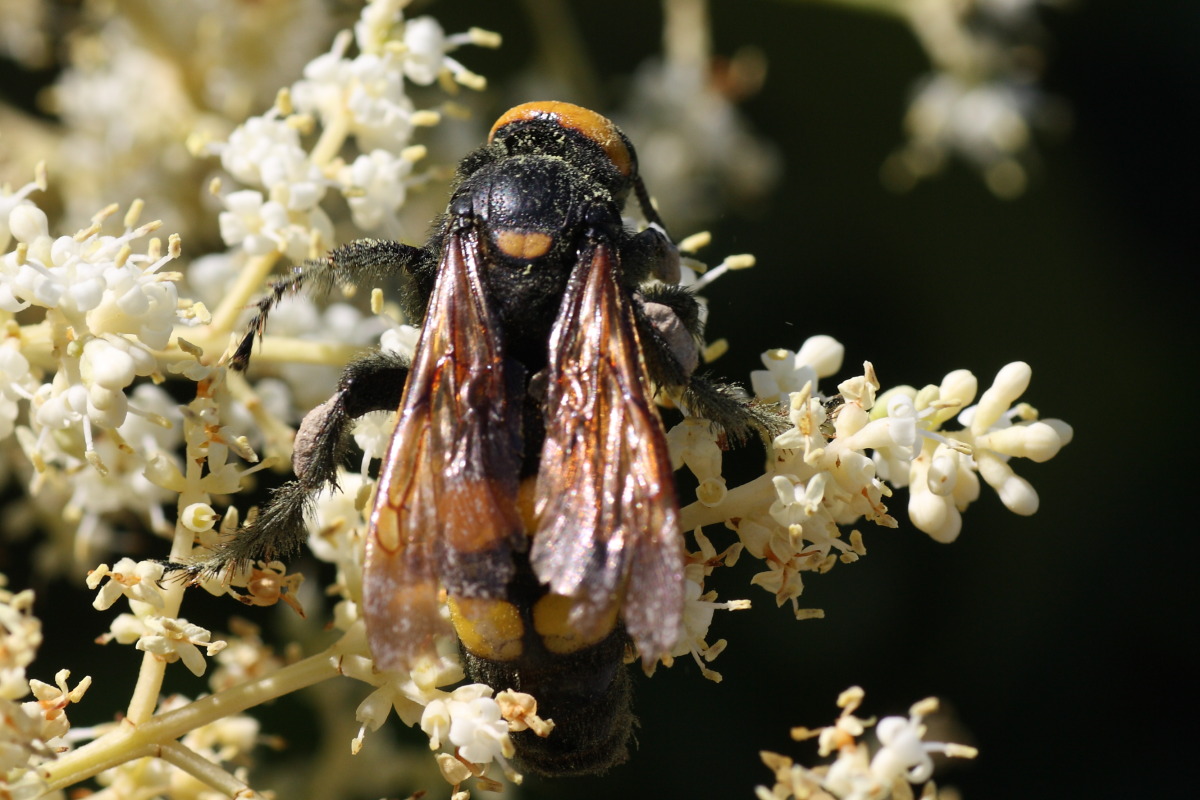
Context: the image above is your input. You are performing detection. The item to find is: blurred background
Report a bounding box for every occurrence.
[2,0,1192,797]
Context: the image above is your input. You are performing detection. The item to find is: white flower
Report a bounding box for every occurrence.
[0,581,42,701]
[23,669,92,744]
[218,116,307,191]
[668,574,746,680]
[959,361,1071,517]
[766,689,977,800]
[737,516,812,613]
[869,698,978,788]
[338,149,416,229]
[0,343,35,441]
[2,206,180,347]
[352,410,397,464]
[293,32,421,154]
[345,636,465,753]
[87,558,166,614]
[666,417,726,506]
[380,322,419,359]
[400,16,451,85]
[0,170,44,252]
[421,684,514,765]
[218,190,291,255]
[134,616,227,677]
[344,53,418,152]
[399,15,492,89]
[751,335,845,404]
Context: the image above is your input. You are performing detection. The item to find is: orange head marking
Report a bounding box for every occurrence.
[489,101,634,177]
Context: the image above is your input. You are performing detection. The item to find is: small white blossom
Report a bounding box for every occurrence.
[0,343,35,441]
[752,353,811,405]
[751,335,845,404]
[0,580,42,701]
[23,669,92,744]
[292,37,419,154]
[669,574,746,681]
[666,417,726,506]
[338,149,416,229]
[346,637,465,753]
[380,322,419,359]
[134,616,227,677]
[352,410,397,465]
[869,698,978,789]
[218,189,291,255]
[2,206,181,347]
[400,17,453,85]
[218,116,308,193]
[421,684,514,766]
[953,362,1070,521]
[87,558,166,614]
[762,689,976,800]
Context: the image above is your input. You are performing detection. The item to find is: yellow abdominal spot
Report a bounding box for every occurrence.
[532,593,618,654]
[448,596,524,661]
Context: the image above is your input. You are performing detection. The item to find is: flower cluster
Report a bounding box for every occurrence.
[0,0,1078,797]
[880,0,1069,196]
[206,0,497,259]
[1,575,91,799]
[616,0,780,230]
[757,687,977,800]
[89,558,228,677]
[2,1,503,794]
[673,334,1071,619]
[1,178,194,571]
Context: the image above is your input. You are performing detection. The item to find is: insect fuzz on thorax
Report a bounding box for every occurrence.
[221,102,769,777]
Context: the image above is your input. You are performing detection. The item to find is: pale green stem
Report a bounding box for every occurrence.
[223,335,365,368]
[205,252,280,344]
[663,0,711,70]
[13,320,54,370]
[157,740,263,799]
[516,0,603,108]
[308,108,351,170]
[40,628,359,793]
[124,399,214,724]
[680,472,779,531]
[791,0,913,18]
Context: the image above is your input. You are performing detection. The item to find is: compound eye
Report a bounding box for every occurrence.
[644,223,681,285]
[629,223,680,285]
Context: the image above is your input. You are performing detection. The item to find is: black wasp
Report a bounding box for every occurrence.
[219,102,772,776]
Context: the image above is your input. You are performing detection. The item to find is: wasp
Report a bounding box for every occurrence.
[219,102,774,776]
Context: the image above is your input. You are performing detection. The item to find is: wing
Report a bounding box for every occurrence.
[531,240,684,667]
[363,225,524,671]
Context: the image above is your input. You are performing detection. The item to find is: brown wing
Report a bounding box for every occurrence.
[363,226,524,671]
[531,240,684,667]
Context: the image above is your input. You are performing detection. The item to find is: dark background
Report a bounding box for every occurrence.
[431,1,1193,798]
[5,0,1193,797]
